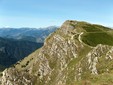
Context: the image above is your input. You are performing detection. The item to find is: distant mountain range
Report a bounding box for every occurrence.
[0,26,58,43]
[0,26,57,70]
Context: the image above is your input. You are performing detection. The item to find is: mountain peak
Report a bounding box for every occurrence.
[60,20,78,34]
[61,20,78,28]
[60,20,92,34]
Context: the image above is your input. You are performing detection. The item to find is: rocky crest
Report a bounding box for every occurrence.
[1,20,113,85]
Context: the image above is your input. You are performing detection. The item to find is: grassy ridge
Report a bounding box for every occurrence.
[82,25,102,32]
[81,24,113,47]
[82,32,113,47]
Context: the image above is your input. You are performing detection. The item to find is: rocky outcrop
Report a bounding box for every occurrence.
[1,20,113,85]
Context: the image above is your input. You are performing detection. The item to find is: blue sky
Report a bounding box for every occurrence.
[0,0,113,28]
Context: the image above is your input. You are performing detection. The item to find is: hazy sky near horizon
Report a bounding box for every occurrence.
[0,0,113,28]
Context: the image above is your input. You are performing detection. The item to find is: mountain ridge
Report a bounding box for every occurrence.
[0,26,58,43]
[1,20,113,85]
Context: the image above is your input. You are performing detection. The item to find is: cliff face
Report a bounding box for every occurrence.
[1,20,113,85]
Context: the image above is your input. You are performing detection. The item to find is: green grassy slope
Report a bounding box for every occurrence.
[81,24,113,47]
[82,32,113,47]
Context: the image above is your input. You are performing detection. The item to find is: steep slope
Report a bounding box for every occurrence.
[0,26,58,43]
[1,20,113,85]
[0,37,43,68]
[0,65,5,72]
